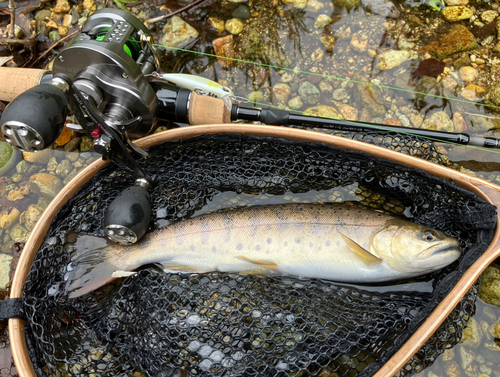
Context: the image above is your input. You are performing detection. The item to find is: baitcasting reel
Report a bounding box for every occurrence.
[0,9,167,245]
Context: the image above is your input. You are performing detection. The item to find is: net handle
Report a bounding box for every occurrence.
[9,124,500,377]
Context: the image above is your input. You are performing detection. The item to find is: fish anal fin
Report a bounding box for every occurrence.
[338,232,382,266]
[237,255,278,270]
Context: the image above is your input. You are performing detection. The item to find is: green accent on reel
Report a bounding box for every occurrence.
[96,35,133,57]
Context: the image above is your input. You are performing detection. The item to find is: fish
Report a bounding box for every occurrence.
[64,203,461,298]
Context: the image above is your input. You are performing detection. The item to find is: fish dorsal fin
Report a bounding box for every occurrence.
[237,255,278,270]
[338,232,383,266]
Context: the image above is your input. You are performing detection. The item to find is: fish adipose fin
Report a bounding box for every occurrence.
[237,255,278,270]
[338,232,382,266]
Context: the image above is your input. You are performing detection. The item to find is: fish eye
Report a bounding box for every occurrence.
[223,87,231,92]
[422,230,437,242]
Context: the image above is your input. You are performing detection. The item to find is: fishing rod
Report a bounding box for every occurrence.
[1,8,500,247]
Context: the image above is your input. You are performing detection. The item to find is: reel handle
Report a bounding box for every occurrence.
[0,84,68,151]
[103,182,152,245]
[0,68,50,102]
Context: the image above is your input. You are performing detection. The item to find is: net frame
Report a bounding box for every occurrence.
[8,124,500,377]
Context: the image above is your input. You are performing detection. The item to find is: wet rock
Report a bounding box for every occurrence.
[350,33,368,52]
[22,204,43,231]
[453,112,467,132]
[228,0,248,2]
[7,182,30,201]
[319,80,333,93]
[64,137,81,152]
[288,96,303,110]
[320,35,336,52]
[30,173,63,198]
[66,152,79,163]
[478,264,500,306]
[332,88,349,101]
[247,91,264,103]
[338,104,359,121]
[232,5,250,19]
[454,52,472,69]
[16,160,29,175]
[22,149,53,164]
[80,136,93,152]
[377,50,410,70]
[306,0,325,11]
[225,18,244,35]
[398,37,415,50]
[311,48,324,62]
[383,117,402,126]
[47,157,57,173]
[466,114,497,132]
[35,9,51,22]
[0,208,20,230]
[485,84,500,108]
[422,25,478,60]
[461,318,483,348]
[56,159,72,177]
[160,16,199,48]
[458,66,479,82]
[353,81,386,117]
[460,88,479,102]
[299,82,321,105]
[488,319,500,338]
[421,111,454,132]
[314,15,332,29]
[443,348,455,361]
[337,25,352,40]
[58,26,68,37]
[459,346,476,370]
[282,0,308,9]
[362,0,400,18]
[83,0,96,11]
[304,105,342,119]
[53,0,71,13]
[273,83,292,104]
[334,0,362,10]
[213,35,235,68]
[442,6,473,22]
[445,360,462,377]
[442,75,458,90]
[481,10,498,23]
[49,31,61,41]
[62,14,72,28]
[63,169,78,185]
[208,17,225,33]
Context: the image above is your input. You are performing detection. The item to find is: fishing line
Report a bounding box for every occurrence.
[150,43,500,113]
[140,41,500,154]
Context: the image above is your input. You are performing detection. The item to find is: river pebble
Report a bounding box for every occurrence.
[160,16,199,48]
[442,6,474,22]
[481,10,498,23]
[314,15,332,29]
[30,173,63,198]
[479,264,500,306]
[458,66,479,82]
[377,50,410,70]
[421,111,454,132]
[299,82,321,105]
[225,18,244,35]
[288,96,303,109]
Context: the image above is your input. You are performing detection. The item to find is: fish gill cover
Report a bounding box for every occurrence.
[22,132,496,377]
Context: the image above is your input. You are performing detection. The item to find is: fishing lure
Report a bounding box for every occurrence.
[150,72,247,110]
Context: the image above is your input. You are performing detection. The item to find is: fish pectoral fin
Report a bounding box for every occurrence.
[338,232,382,266]
[237,256,278,270]
[111,270,137,278]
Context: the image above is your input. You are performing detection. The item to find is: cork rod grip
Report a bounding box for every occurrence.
[188,92,231,125]
[0,68,48,102]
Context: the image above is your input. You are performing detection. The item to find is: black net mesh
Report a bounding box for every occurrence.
[21,133,496,377]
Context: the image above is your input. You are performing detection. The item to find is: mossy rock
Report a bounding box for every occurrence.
[0,141,20,176]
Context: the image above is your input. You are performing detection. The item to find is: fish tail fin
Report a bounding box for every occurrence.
[65,233,124,299]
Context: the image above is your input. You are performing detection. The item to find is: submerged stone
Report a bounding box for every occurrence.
[353,80,386,117]
[225,18,244,35]
[298,82,321,105]
[334,0,362,10]
[377,50,410,70]
[478,264,500,306]
[421,111,454,132]
[232,5,250,19]
[304,105,343,120]
[160,16,199,48]
[421,25,478,60]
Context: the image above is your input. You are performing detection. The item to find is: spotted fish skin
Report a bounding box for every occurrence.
[66,204,461,298]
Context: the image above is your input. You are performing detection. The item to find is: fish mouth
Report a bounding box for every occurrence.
[421,243,460,257]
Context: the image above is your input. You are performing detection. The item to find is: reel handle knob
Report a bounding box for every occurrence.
[104,183,152,245]
[0,84,68,151]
